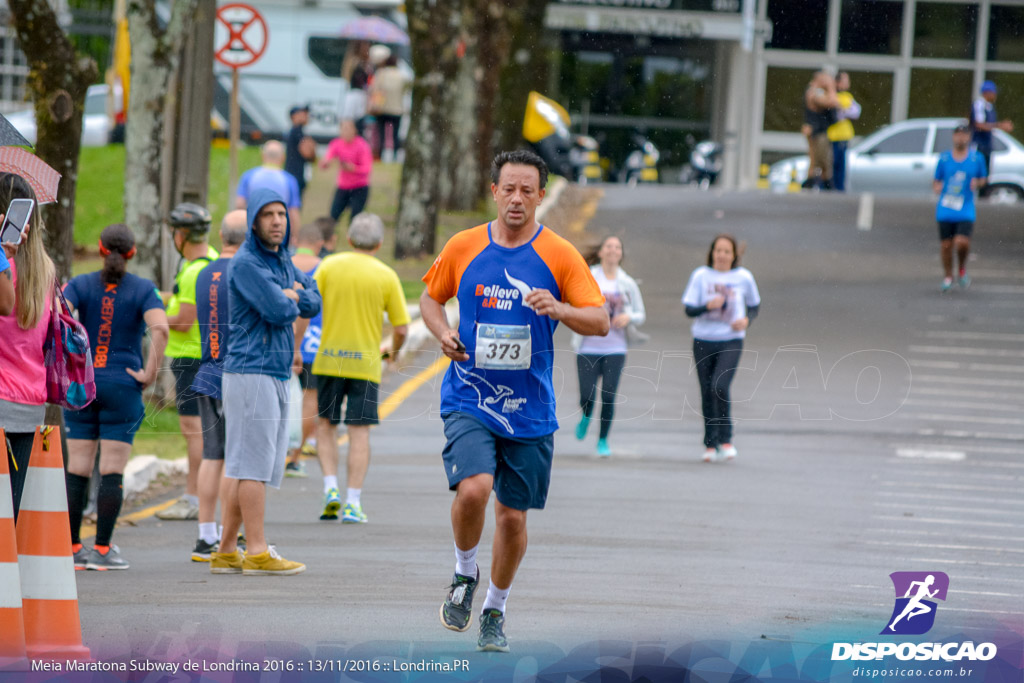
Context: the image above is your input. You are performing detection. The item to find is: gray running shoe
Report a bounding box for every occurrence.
[439,567,479,632]
[73,545,91,570]
[155,496,199,520]
[85,545,129,571]
[477,609,510,652]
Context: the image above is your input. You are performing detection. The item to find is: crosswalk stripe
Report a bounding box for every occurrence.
[908,345,1024,358]
[920,330,1024,342]
[909,359,1024,373]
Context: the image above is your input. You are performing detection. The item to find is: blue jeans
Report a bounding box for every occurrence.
[832,140,848,191]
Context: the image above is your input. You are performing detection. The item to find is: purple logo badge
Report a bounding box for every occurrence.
[882,572,949,635]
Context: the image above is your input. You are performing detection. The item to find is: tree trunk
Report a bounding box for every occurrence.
[496,1,552,153]
[124,0,200,286]
[439,16,479,212]
[394,0,466,260]
[8,0,98,281]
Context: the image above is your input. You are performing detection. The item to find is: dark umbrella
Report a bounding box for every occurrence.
[0,112,33,148]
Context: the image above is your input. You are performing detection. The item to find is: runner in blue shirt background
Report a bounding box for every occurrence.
[189,210,247,562]
[934,122,987,293]
[62,223,168,571]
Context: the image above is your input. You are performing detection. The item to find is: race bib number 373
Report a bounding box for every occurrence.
[475,324,531,370]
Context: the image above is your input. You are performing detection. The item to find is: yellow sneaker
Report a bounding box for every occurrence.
[210,550,243,574]
[242,547,306,576]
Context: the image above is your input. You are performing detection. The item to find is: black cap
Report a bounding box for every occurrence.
[289,104,310,117]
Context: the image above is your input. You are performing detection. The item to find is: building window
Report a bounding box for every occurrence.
[988,5,1024,62]
[908,68,974,119]
[913,3,978,60]
[839,0,903,55]
[763,67,816,133]
[767,0,827,52]
[307,37,347,79]
[559,51,616,115]
[839,70,893,136]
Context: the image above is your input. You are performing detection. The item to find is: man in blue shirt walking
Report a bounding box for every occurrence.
[934,123,987,292]
[970,80,1013,198]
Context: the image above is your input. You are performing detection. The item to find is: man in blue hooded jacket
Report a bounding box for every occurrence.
[210,189,321,576]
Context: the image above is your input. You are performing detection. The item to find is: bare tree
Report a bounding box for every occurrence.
[124,0,200,285]
[8,0,98,281]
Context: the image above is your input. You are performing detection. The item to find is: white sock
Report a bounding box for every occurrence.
[183,494,199,505]
[323,476,338,494]
[199,522,218,544]
[481,580,510,615]
[454,543,478,578]
[346,488,361,506]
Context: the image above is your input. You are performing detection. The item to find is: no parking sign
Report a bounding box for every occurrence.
[214,3,268,69]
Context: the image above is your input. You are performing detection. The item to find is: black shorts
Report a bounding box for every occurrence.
[297,361,315,391]
[316,375,379,426]
[196,394,225,460]
[938,221,973,240]
[170,356,203,417]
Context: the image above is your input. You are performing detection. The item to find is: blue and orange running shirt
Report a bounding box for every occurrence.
[63,272,164,388]
[423,223,604,439]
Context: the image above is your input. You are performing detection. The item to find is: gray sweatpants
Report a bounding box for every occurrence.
[222,372,290,489]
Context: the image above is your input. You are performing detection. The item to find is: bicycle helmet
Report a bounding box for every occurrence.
[167,202,211,243]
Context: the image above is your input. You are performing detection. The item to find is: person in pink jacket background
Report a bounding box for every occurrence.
[321,119,373,226]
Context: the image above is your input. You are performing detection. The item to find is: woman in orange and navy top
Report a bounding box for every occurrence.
[62,223,168,571]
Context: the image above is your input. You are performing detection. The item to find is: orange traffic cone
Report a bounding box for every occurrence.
[0,429,28,670]
[15,426,89,660]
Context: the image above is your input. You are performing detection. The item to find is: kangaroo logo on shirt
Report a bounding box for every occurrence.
[453,362,516,435]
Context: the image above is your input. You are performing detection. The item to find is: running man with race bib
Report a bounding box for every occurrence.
[420,150,609,652]
[934,122,987,293]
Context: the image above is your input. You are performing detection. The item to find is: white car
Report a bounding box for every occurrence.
[769,118,1024,203]
[4,84,112,147]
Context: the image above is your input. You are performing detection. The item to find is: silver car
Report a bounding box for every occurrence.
[4,84,112,147]
[769,118,1024,203]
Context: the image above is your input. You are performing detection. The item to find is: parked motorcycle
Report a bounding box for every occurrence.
[678,136,723,189]
[522,91,602,183]
[617,132,660,186]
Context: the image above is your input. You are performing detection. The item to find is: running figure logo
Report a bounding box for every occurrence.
[882,572,949,635]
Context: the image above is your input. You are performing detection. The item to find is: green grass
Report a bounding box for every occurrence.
[133,401,188,461]
[73,144,262,249]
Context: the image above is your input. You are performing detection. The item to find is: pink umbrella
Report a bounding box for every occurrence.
[339,16,409,45]
[0,146,61,204]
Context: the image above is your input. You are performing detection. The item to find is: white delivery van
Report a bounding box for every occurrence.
[211,0,406,141]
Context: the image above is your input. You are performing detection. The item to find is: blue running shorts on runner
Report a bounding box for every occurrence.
[64,382,145,444]
[442,412,554,511]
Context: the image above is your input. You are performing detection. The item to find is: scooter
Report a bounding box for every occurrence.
[618,132,659,186]
[679,136,723,189]
[522,91,602,183]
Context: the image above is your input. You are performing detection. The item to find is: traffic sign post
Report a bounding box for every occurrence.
[214,3,268,208]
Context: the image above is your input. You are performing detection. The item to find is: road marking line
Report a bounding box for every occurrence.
[909,345,1024,358]
[909,557,1024,570]
[880,467,1017,482]
[920,330,1024,342]
[873,502,1022,518]
[895,448,965,461]
[872,515,1020,528]
[876,490,1024,506]
[913,374,1024,388]
[849,584,1020,598]
[880,480,1019,493]
[901,412,1024,426]
[914,428,1024,441]
[866,528,1024,543]
[909,359,1024,373]
[904,398,1024,412]
[910,386,1024,401]
[972,284,1024,294]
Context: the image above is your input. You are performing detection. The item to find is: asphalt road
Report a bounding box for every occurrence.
[66,187,1023,677]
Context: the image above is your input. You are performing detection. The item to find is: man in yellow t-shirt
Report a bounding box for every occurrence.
[313,212,410,523]
[156,203,219,521]
[827,72,861,192]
